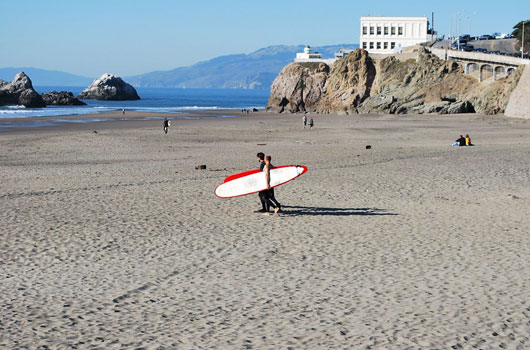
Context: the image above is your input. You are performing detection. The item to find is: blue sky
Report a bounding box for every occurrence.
[0,0,528,77]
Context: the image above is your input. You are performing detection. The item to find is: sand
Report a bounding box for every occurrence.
[1,111,530,349]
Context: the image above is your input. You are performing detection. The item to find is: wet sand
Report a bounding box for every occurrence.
[1,111,530,349]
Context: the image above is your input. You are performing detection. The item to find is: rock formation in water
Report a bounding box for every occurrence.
[0,72,46,108]
[41,91,86,106]
[267,47,523,115]
[78,73,140,100]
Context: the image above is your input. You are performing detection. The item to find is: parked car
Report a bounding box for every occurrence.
[461,45,474,52]
[479,34,494,40]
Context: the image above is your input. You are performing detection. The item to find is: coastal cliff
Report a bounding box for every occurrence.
[267,48,523,115]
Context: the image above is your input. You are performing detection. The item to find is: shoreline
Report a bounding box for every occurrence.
[2,107,527,134]
[0,109,250,133]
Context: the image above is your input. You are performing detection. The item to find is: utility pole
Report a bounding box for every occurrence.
[450,16,453,42]
[455,11,461,51]
[522,21,525,58]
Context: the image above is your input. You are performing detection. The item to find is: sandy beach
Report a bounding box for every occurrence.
[1,110,530,349]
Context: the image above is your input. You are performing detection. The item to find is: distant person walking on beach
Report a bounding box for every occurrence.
[303,115,307,129]
[122,109,125,115]
[163,118,170,134]
[256,152,281,213]
[262,155,280,216]
[309,117,314,129]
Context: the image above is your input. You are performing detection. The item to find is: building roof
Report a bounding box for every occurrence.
[360,16,427,20]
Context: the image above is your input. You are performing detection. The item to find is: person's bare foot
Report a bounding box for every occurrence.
[262,212,270,216]
[273,207,280,216]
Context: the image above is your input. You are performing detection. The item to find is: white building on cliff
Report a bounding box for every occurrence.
[294,45,336,65]
[360,16,434,54]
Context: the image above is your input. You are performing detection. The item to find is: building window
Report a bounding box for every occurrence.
[377,26,381,35]
[391,26,396,35]
[398,26,403,35]
[362,42,367,49]
[370,27,374,35]
[369,42,374,49]
[384,27,389,35]
[363,26,367,35]
[376,42,381,49]
[384,42,388,49]
[391,42,396,49]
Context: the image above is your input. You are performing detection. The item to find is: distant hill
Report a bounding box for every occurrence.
[126,44,359,90]
[0,67,93,87]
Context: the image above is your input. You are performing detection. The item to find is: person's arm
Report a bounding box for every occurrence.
[265,164,271,189]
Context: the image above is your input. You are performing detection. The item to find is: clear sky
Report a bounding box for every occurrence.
[1,0,528,78]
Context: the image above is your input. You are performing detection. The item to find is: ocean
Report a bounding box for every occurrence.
[0,87,270,119]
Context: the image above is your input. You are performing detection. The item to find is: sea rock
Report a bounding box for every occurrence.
[267,48,524,115]
[78,73,140,100]
[267,62,329,113]
[0,72,46,108]
[41,91,86,106]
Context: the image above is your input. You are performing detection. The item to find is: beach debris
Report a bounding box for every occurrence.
[195,165,207,170]
[257,143,266,146]
[365,145,372,149]
[93,130,98,134]
[208,168,227,172]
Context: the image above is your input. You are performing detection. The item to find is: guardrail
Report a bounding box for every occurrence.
[429,48,530,66]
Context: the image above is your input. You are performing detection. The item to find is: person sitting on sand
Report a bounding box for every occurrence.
[163,118,170,134]
[263,155,280,216]
[452,135,465,147]
[465,134,473,146]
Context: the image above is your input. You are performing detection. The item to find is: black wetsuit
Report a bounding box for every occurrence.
[163,119,170,134]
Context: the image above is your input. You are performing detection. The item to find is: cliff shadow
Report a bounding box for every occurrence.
[279,205,397,217]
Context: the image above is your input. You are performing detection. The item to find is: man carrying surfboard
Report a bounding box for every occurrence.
[256,152,281,213]
[263,155,280,216]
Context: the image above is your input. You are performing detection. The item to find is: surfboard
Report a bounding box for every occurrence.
[215,165,308,198]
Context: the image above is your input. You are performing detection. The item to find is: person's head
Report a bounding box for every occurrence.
[257,152,265,161]
[460,135,464,138]
[265,155,271,163]
[465,134,469,138]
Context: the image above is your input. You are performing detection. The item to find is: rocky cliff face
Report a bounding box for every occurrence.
[78,73,140,100]
[0,72,46,108]
[267,48,522,115]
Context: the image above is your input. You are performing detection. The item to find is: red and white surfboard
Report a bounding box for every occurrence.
[215,165,308,198]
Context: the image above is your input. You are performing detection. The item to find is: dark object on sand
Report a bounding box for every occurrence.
[366,145,372,149]
[196,165,207,170]
[252,108,258,112]
[93,130,98,134]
